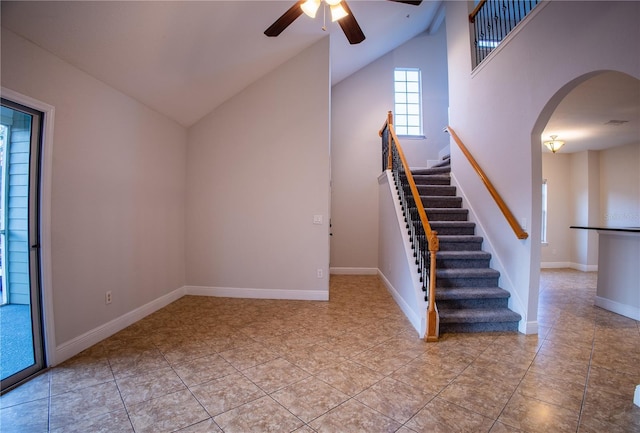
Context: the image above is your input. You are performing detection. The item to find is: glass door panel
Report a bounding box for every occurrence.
[0,99,45,392]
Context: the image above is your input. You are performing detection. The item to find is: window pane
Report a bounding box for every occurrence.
[407,104,420,115]
[407,126,421,135]
[407,82,420,93]
[394,70,406,81]
[395,115,407,126]
[408,115,420,126]
[394,82,407,93]
[407,93,420,104]
[395,104,407,115]
[396,126,408,135]
[406,70,420,81]
[395,93,407,103]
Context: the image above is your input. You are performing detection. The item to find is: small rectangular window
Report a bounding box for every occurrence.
[541,179,548,244]
[394,68,422,136]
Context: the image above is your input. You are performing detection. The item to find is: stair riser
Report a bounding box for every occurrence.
[416,185,457,196]
[429,226,475,236]
[422,197,462,208]
[413,176,451,186]
[438,241,483,251]
[437,276,499,288]
[437,298,509,309]
[436,258,491,269]
[426,210,469,222]
[439,321,519,333]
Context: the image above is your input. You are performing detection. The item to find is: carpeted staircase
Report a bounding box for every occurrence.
[412,156,521,333]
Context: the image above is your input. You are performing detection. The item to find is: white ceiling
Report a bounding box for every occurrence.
[542,71,640,153]
[3,1,637,153]
[1,0,444,127]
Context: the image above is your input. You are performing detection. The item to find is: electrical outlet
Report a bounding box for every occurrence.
[105,291,112,304]
[317,268,323,278]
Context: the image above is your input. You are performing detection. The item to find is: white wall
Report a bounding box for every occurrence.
[1,29,187,351]
[330,25,449,272]
[542,142,640,269]
[541,153,572,265]
[445,0,640,332]
[600,142,640,227]
[185,38,331,299]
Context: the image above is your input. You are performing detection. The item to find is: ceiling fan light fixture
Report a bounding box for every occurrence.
[543,135,565,153]
[301,0,321,18]
[330,3,349,21]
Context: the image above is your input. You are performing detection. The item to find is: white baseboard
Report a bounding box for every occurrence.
[329,267,378,275]
[541,262,598,272]
[185,286,329,301]
[595,296,640,321]
[520,320,538,335]
[377,270,424,338]
[54,287,185,365]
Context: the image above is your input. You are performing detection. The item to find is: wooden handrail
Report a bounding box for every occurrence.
[469,0,487,23]
[446,126,529,240]
[383,111,439,341]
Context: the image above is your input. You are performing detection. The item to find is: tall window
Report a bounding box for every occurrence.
[541,179,548,244]
[394,68,422,136]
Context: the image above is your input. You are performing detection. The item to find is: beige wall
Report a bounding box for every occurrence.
[1,28,187,346]
[445,0,640,331]
[542,142,639,268]
[186,38,331,297]
[330,26,449,272]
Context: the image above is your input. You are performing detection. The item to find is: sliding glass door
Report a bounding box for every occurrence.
[0,98,45,392]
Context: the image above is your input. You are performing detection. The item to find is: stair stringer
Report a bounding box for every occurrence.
[449,172,534,334]
[378,171,429,338]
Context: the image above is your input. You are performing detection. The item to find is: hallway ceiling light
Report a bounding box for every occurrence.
[543,135,565,153]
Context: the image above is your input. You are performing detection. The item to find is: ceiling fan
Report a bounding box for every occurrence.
[264,0,423,45]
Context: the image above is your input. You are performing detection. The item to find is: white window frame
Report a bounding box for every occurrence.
[393,68,423,137]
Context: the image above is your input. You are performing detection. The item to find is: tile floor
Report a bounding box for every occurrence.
[1,269,639,432]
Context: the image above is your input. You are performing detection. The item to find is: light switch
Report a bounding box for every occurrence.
[313,215,323,225]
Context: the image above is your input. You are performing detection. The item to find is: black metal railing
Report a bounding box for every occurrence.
[470,0,541,68]
[391,146,430,294]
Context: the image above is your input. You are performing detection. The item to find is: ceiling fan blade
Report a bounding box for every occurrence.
[337,1,366,45]
[387,0,423,5]
[264,0,305,37]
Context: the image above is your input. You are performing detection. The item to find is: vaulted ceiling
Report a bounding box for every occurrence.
[1,0,444,127]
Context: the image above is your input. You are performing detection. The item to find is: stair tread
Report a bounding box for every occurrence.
[438,308,521,323]
[438,235,483,241]
[436,251,491,258]
[412,166,451,175]
[430,221,475,227]
[437,268,500,277]
[436,286,510,299]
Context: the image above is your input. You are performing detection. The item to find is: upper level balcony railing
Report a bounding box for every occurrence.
[470,0,541,68]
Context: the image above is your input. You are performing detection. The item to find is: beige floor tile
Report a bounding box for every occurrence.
[315,359,384,396]
[515,370,586,412]
[405,397,494,433]
[49,381,125,431]
[271,376,349,423]
[498,392,580,433]
[218,342,279,371]
[0,397,49,433]
[174,418,223,432]
[50,408,133,433]
[242,357,310,393]
[354,376,434,423]
[309,398,401,433]
[191,372,265,417]
[283,344,345,374]
[438,374,514,419]
[117,366,186,406]
[213,396,303,433]
[173,353,237,387]
[0,371,50,408]
[127,389,209,433]
[581,386,640,430]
